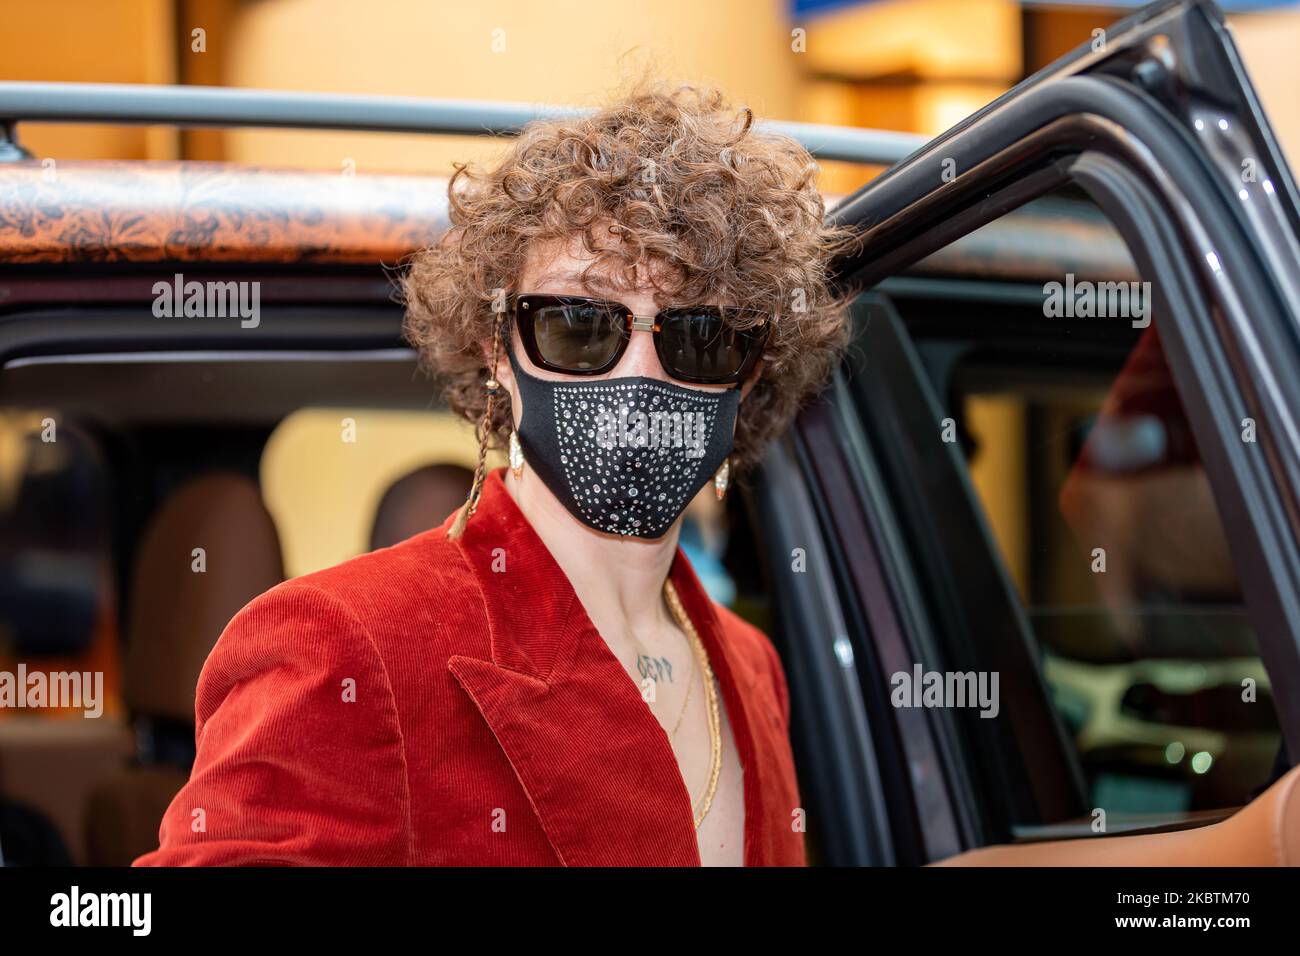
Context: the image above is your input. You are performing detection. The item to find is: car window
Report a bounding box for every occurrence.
[886,192,1286,828]
[259,406,479,577]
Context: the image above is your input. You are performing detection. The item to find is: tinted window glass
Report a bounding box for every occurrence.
[894,194,1285,825]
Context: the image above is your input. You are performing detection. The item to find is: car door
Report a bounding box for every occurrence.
[761,0,1300,865]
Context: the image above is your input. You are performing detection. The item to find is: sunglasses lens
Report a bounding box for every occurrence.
[658,311,762,383]
[531,301,624,371]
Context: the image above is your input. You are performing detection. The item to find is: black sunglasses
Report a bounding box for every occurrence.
[508,293,770,386]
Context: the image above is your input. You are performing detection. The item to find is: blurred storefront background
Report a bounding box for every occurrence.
[3,0,1298,197]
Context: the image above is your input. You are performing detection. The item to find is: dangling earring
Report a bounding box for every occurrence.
[509,429,525,481]
[713,457,730,501]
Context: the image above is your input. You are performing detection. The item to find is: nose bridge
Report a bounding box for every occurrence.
[618,319,664,378]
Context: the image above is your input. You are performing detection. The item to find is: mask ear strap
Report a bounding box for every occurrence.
[448,309,507,540]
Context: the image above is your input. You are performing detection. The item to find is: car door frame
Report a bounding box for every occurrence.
[813,0,1300,856]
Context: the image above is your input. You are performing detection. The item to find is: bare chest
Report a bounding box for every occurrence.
[673,689,745,866]
[622,640,746,866]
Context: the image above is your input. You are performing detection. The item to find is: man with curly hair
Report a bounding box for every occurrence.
[135,83,856,868]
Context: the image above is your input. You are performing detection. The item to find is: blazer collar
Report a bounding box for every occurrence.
[445,467,769,865]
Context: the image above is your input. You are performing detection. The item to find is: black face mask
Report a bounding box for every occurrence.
[507,342,740,539]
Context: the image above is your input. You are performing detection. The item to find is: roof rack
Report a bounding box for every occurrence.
[0,81,926,167]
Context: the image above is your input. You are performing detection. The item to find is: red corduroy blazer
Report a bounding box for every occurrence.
[133,467,806,866]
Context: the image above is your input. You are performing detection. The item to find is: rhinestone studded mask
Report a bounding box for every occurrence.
[507,342,740,538]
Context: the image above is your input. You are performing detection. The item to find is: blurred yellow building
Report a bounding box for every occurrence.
[4,0,1297,191]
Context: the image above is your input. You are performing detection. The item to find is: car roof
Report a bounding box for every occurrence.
[0,160,448,266]
[0,83,1133,280]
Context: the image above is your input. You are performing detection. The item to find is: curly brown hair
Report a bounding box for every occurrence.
[400,82,860,483]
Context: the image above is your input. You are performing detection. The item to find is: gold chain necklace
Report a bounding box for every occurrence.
[663,578,722,829]
[669,664,696,739]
